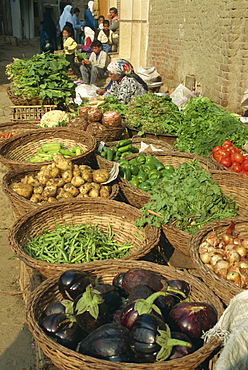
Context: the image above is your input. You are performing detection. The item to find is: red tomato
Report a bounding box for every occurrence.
[239,170,248,176]
[213,152,223,163]
[222,140,232,148]
[233,163,242,172]
[242,159,248,171]
[217,148,229,157]
[220,156,232,168]
[229,146,241,154]
[232,152,244,164]
[212,146,222,154]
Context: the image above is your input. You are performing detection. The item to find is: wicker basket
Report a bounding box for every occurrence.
[126,125,178,146]
[118,151,223,209]
[0,127,97,171]
[89,125,125,142]
[9,199,161,278]
[26,260,223,370]
[189,217,248,305]
[3,163,119,219]
[10,105,57,122]
[0,122,38,141]
[162,169,248,257]
[7,85,53,106]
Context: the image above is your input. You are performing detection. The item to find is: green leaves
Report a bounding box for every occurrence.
[74,285,104,319]
[6,52,74,105]
[135,161,238,233]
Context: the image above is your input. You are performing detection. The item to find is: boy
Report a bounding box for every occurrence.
[80,40,110,85]
[97,20,114,53]
[62,26,82,81]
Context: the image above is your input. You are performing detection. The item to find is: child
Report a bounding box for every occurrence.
[98,15,105,30]
[97,20,114,53]
[80,40,110,85]
[62,26,82,83]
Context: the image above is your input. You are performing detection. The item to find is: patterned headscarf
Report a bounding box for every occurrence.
[107,59,134,76]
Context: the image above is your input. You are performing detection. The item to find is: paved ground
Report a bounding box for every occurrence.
[0,38,40,370]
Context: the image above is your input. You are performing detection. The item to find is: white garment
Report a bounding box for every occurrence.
[84,26,95,44]
[88,1,94,13]
[59,5,74,32]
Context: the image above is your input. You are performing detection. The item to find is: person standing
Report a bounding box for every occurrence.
[40,8,57,53]
[80,40,109,85]
[59,5,74,37]
[72,7,84,44]
[109,7,119,51]
[84,1,97,32]
[62,26,82,82]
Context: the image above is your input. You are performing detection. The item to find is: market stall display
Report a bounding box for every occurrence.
[26,260,223,370]
[0,121,38,141]
[8,199,160,277]
[189,217,248,305]
[0,128,97,170]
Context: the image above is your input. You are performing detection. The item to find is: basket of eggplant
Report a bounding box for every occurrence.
[26,260,223,370]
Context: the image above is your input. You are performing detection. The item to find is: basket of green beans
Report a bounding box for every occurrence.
[8,198,161,278]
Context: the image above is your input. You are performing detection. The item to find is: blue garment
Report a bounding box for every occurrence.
[84,8,97,31]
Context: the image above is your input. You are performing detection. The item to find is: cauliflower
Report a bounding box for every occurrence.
[40,110,71,127]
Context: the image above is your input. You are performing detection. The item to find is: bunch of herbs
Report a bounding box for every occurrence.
[135,160,238,234]
[6,52,75,105]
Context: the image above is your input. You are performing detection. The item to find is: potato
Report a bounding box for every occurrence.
[42,185,57,198]
[30,194,42,203]
[92,169,109,183]
[47,197,57,202]
[21,175,29,185]
[79,165,92,172]
[56,190,74,200]
[72,164,81,177]
[81,170,93,183]
[26,176,40,187]
[36,174,50,186]
[63,183,79,197]
[61,169,73,183]
[46,166,60,178]
[71,175,85,187]
[88,188,99,197]
[53,178,65,187]
[53,154,73,171]
[79,183,92,195]
[33,184,43,194]
[100,185,111,198]
[90,182,101,190]
[11,182,33,199]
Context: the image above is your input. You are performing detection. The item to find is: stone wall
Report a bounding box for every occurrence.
[148,0,248,113]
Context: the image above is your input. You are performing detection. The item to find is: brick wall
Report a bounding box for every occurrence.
[148,0,248,113]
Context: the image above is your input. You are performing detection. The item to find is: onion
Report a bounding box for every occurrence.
[226,271,242,287]
[221,233,233,245]
[102,111,122,127]
[225,250,241,264]
[200,252,211,264]
[225,243,235,251]
[233,245,247,257]
[214,259,230,272]
[199,241,211,253]
[210,254,223,265]
[233,237,242,245]
[239,261,248,269]
[215,267,228,279]
[205,232,219,247]
[241,239,248,248]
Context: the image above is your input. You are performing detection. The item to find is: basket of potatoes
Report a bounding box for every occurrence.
[3,154,119,219]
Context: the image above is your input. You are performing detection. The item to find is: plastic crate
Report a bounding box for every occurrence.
[10,105,57,122]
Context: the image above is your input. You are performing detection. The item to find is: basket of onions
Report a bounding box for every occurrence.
[67,107,125,142]
[189,217,248,305]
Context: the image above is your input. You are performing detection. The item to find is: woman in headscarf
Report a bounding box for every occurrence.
[40,9,57,52]
[96,59,148,104]
[59,5,74,37]
[84,1,98,31]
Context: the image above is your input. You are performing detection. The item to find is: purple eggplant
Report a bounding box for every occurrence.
[168,332,194,359]
[41,313,87,350]
[169,302,218,339]
[58,269,91,301]
[166,280,191,302]
[93,283,122,313]
[130,313,191,363]
[155,294,176,319]
[78,322,133,362]
[74,285,109,333]
[127,284,153,304]
[114,268,168,294]
[121,291,167,329]
[42,301,65,318]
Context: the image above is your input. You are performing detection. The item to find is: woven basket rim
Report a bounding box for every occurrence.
[189,216,245,303]
[26,260,223,370]
[7,84,54,105]
[0,127,97,169]
[8,198,160,275]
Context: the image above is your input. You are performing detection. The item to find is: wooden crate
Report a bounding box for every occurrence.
[10,105,57,122]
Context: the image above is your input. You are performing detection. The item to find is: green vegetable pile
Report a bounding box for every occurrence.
[135,161,238,234]
[25,142,83,162]
[174,96,248,155]
[125,93,182,135]
[100,95,127,118]
[6,52,75,105]
[99,139,139,161]
[24,223,134,264]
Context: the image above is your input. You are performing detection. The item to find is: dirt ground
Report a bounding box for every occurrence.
[0,38,41,370]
